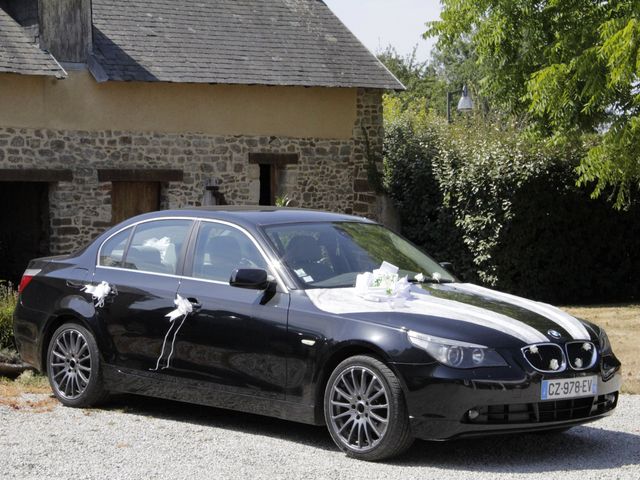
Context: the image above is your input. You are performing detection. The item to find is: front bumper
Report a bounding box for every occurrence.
[392,360,622,441]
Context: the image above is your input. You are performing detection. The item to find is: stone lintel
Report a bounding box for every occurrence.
[248,153,299,166]
[0,169,73,182]
[97,169,183,182]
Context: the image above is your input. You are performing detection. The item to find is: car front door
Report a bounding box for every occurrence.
[92,218,194,372]
[167,220,289,400]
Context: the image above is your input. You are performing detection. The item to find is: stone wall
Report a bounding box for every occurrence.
[0,88,384,254]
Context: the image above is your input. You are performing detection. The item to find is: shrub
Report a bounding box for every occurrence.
[0,282,17,349]
[384,115,477,282]
[384,113,640,303]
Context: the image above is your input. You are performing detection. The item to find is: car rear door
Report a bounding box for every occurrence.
[92,218,194,371]
[168,220,289,400]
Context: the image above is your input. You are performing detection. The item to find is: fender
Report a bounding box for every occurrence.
[38,293,115,372]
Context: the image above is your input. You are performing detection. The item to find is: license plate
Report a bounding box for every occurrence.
[541,376,597,400]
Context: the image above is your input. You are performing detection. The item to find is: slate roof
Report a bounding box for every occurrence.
[90,0,403,89]
[0,8,65,77]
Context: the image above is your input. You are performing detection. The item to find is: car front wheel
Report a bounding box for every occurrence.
[324,355,414,461]
[46,323,108,407]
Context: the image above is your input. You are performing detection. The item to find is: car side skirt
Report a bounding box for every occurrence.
[102,365,322,426]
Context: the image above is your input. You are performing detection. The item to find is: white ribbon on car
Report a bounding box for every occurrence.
[308,285,549,344]
[448,283,591,340]
[82,281,112,308]
[151,294,193,371]
[308,260,591,344]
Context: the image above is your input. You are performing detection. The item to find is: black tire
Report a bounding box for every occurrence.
[46,323,109,407]
[324,355,414,461]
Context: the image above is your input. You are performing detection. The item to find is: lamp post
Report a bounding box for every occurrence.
[447,85,474,123]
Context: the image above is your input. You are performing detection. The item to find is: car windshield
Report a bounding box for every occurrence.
[263,221,455,288]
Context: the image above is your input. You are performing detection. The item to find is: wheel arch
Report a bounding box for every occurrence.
[313,341,407,425]
[40,312,98,373]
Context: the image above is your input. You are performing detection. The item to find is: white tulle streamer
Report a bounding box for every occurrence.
[82,281,112,308]
[151,295,193,371]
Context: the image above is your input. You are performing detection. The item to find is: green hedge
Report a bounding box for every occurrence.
[384,114,640,304]
[0,282,17,349]
[383,117,478,283]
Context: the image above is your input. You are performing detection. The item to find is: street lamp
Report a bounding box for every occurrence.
[447,85,474,123]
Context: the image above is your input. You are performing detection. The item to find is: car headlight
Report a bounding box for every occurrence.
[407,330,507,368]
[598,327,612,354]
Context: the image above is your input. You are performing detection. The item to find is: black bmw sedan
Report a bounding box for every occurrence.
[14,207,621,461]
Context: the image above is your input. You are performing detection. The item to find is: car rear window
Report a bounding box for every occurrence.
[122,220,192,274]
[99,227,132,267]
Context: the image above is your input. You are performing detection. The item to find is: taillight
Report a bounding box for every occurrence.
[18,269,41,294]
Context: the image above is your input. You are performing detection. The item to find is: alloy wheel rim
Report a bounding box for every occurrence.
[49,329,92,399]
[328,366,389,452]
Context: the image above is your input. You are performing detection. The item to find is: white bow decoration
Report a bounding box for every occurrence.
[165,294,193,321]
[82,281,112,308]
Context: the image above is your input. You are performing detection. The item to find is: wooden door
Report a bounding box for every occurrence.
[111,182,160,225]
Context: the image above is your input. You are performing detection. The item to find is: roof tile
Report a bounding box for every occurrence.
[0,8,65,78]
[91,0,403,89]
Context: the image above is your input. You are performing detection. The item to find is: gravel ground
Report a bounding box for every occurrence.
[1,393,639,480]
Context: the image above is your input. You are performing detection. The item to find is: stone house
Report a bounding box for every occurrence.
[0,0,402,282]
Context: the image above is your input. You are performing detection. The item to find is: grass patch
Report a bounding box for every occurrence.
[564,304,639,394]
[0,371,56,412]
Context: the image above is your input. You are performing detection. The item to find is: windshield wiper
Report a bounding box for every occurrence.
[408,278,454,285]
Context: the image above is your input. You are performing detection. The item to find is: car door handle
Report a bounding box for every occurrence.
[66,280,85,289]
[188,298,202,312]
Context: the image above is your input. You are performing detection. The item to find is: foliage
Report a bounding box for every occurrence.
[426,0,640,209]
[383,107,477,282]
[0,282,17,350]
[0,347,20,364]
[384,113,640,303]
[377,45,448,116]
[274,194,291,207]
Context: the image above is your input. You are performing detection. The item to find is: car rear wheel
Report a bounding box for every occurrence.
[324,355,414,461]
[46,323,108,407]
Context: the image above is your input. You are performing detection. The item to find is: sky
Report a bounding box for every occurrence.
[323,0,443,62]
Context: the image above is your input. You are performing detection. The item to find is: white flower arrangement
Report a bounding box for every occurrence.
[355,262,412,307]
[549,358,560,371]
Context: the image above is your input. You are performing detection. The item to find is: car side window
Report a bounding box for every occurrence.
[99,227,132,267]
[123,220,192,275]
[192,222,268,282]
[266,228,336,283]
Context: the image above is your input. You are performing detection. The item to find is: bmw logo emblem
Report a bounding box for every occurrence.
[548,329,562,339]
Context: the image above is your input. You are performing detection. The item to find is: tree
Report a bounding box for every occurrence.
[377,45,448,116]
[426,0,640,208]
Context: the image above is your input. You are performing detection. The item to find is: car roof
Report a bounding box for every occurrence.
[132,206,376,229]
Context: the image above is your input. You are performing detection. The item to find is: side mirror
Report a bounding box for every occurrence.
[439,262,455,275]
[230,268,269,290]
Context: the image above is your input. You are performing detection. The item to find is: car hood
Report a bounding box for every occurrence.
[305,283,595,347]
